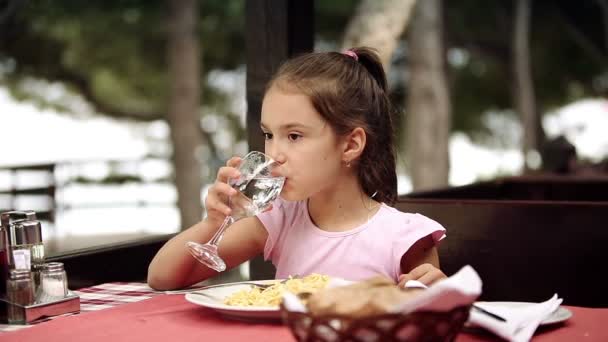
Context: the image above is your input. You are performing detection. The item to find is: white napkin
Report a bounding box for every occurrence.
[467,294,563,342]
[395,265,482,313]
[404,276,564,342]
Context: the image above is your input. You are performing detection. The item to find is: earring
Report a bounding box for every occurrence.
[346,161,351,168]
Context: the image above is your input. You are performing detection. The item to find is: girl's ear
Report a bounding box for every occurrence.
[342,127,366,165]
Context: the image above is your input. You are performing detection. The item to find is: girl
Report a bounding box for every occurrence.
[148,47,447,290]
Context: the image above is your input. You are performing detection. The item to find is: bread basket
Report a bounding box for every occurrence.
[280,303,470,342]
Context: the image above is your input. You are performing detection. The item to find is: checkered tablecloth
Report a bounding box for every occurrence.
[1,282,161,333]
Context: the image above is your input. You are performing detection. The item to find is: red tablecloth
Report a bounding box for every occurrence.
[2,293,607,342]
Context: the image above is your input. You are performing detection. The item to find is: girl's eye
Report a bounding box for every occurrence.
[263,132,273,140]
[288,133,301,141]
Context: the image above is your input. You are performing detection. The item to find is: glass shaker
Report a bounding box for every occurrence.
[9,219,45,293]
[38,262,68,303]
[6,269,35,324]
[1,210,38,297]
[0,215,9,298]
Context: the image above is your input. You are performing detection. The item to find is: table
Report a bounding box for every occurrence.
[1,282,606,341]
[0,282,160,333]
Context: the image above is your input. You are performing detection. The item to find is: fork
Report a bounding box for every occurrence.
[164,277,296,295]
[404,280,507,322]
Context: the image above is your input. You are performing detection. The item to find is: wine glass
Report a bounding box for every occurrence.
[186,151,285,272]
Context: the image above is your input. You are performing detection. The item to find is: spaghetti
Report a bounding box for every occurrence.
[224,274,330,307]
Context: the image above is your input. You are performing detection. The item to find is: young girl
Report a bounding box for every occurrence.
[147,47,447,290]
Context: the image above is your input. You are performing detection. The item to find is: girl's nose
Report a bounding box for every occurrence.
[266,144,286,165]
[266,146,285,177]
[272,151,286,165]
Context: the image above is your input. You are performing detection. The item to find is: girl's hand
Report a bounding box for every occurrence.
[398,263,446,287]
[204,156,242,228]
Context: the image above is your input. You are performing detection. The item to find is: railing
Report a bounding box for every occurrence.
[0,163,56,222]
[0,159,178,228]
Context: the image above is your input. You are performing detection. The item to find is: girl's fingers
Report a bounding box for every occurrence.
[206,207,230,219]
[211,181,237,197]
[217,166,240,183]
[415,270,444,286]
[209,201,231,216]
[206,155,243,216]
[397,274,413,287]
[226,156,242,168]
[207,184,236,215]
[406,263,434,280]
[399,264,446,286]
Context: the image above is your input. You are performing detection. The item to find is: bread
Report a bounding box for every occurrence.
[305,276,424,319]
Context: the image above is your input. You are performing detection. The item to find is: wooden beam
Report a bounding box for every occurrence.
[245,0,314,279]
[245,0,314,152]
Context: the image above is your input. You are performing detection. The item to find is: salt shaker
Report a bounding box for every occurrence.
[6,269,35,324]
[38,262,68,303]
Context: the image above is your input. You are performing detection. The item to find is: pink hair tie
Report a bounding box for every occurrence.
[342,49,358,61]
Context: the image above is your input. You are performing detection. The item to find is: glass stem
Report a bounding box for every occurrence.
[208,216,234,246]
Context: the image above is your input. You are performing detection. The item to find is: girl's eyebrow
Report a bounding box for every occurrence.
[260,122,311,131]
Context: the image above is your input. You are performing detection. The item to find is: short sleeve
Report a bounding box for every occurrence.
[256,198,287,262]
[392,213,446,277]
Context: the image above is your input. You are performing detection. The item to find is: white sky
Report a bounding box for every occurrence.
[544,99,608,161]
[0,89,149,166]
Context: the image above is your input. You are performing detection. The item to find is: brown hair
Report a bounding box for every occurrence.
[267,47,397,205]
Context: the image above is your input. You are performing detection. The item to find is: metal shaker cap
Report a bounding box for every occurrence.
[1,210,37,229]
[9,219,43,245]
[1,211,36,252]
[9,268,32,281]
[43,262,64,273]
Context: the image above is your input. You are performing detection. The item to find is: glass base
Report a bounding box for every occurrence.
[186,241,226,272]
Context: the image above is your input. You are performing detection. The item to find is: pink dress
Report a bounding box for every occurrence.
[257,199,446,282]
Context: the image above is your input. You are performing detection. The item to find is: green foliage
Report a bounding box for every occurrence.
[1,0,245,119]
[443,0,606,143]
[315,0,360,42]
[1,0,605,142]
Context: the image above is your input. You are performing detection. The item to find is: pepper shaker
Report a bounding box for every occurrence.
[0,218,8,297]
[1,211,37,298]
[6,269,35,324]
[9,219,45,291]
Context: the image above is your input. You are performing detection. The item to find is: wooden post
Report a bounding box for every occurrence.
[245,0,314,152]
[245,0,314,279]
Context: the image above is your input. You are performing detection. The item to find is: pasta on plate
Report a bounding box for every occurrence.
[224,274,329,307]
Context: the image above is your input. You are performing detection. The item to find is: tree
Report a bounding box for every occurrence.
[166,0,203,228]
[341,0,416,71]
[404,0,451,190]
[0,1,246,229]
[512,0,539,171]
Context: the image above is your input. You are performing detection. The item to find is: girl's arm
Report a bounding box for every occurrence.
[397,235,446,287]
[147,216,268,290]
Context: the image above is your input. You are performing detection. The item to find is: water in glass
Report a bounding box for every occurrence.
[186,151,284,272]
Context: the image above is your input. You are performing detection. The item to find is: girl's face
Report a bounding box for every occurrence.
[261,86,346,201]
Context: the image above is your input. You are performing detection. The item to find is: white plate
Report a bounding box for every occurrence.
[474,301,572,325]
[184,280,282,322]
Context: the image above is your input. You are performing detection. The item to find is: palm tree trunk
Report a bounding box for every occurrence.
[167,0,203,229]
[404,0,451,191]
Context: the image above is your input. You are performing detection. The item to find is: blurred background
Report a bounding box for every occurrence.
[0,0,607,261]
